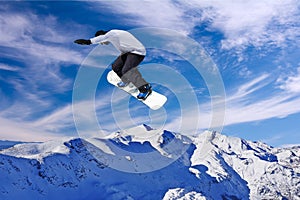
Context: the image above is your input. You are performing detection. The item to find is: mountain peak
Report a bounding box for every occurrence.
[122,123,156,133]
[142,123,154,131]
[109,124,164,144]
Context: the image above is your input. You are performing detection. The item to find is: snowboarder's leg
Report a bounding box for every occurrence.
[112,53,152,99]
[111,54,127,81]
[121,53,148,89]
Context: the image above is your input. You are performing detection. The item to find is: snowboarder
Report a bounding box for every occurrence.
[74,29,152,100]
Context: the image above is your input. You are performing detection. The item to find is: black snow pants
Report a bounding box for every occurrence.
[112,52,148,91]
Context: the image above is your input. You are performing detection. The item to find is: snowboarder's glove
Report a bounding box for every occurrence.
[74,39,92,45]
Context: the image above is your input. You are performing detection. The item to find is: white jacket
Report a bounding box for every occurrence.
[90,30,146,56]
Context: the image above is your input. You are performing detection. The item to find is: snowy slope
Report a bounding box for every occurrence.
[190,131,300,199]
[0,125,299,200]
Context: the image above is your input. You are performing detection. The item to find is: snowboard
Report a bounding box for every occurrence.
[107,70,167,110]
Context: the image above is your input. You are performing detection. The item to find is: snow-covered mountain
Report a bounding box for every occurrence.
[0,125,299,200]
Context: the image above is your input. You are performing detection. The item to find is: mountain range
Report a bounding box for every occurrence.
[0,124,299,200]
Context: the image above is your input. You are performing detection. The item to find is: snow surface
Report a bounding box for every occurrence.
[0,124,299,200]
[0,139,71,162]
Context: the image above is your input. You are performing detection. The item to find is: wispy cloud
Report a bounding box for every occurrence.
[32,104,74,132]
[185,0,300,50]
[277,67,300,94]
[0,63,19,71]
[96,0,300,51]
[226,74,271,103]
[0,5,87,140]
[0,117,66,142]
[163,73,300,133]
[0,11,83,62]
[224,74,300,125]
[96,0,192,34]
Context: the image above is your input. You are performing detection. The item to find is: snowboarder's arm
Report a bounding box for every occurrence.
[74,39,91,45]
[90,34,111,45]
[73,37,108,45]
[74,31,111,45]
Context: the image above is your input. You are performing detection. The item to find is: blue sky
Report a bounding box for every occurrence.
[0,1,300,147]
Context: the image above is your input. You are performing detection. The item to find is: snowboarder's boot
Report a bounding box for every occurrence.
[137,84,152,100]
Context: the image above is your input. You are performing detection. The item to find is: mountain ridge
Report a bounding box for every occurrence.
[0,125,299,199]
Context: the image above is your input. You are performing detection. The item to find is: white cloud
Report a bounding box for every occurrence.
[0,7,87,120]
[1,102,89,141]
[32,104,74,132]
[96,0,300,50]
[277,67,300,94]
[0,95,113,141]
[186,0,300,49]
[0,7,87,141]
[224,74,300,125]
[162,73,300,134]
[97,0,191,35]
[0,11,84,64]
[0,64,19,71]
[0,117,64,142]
[227,74,270,102]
